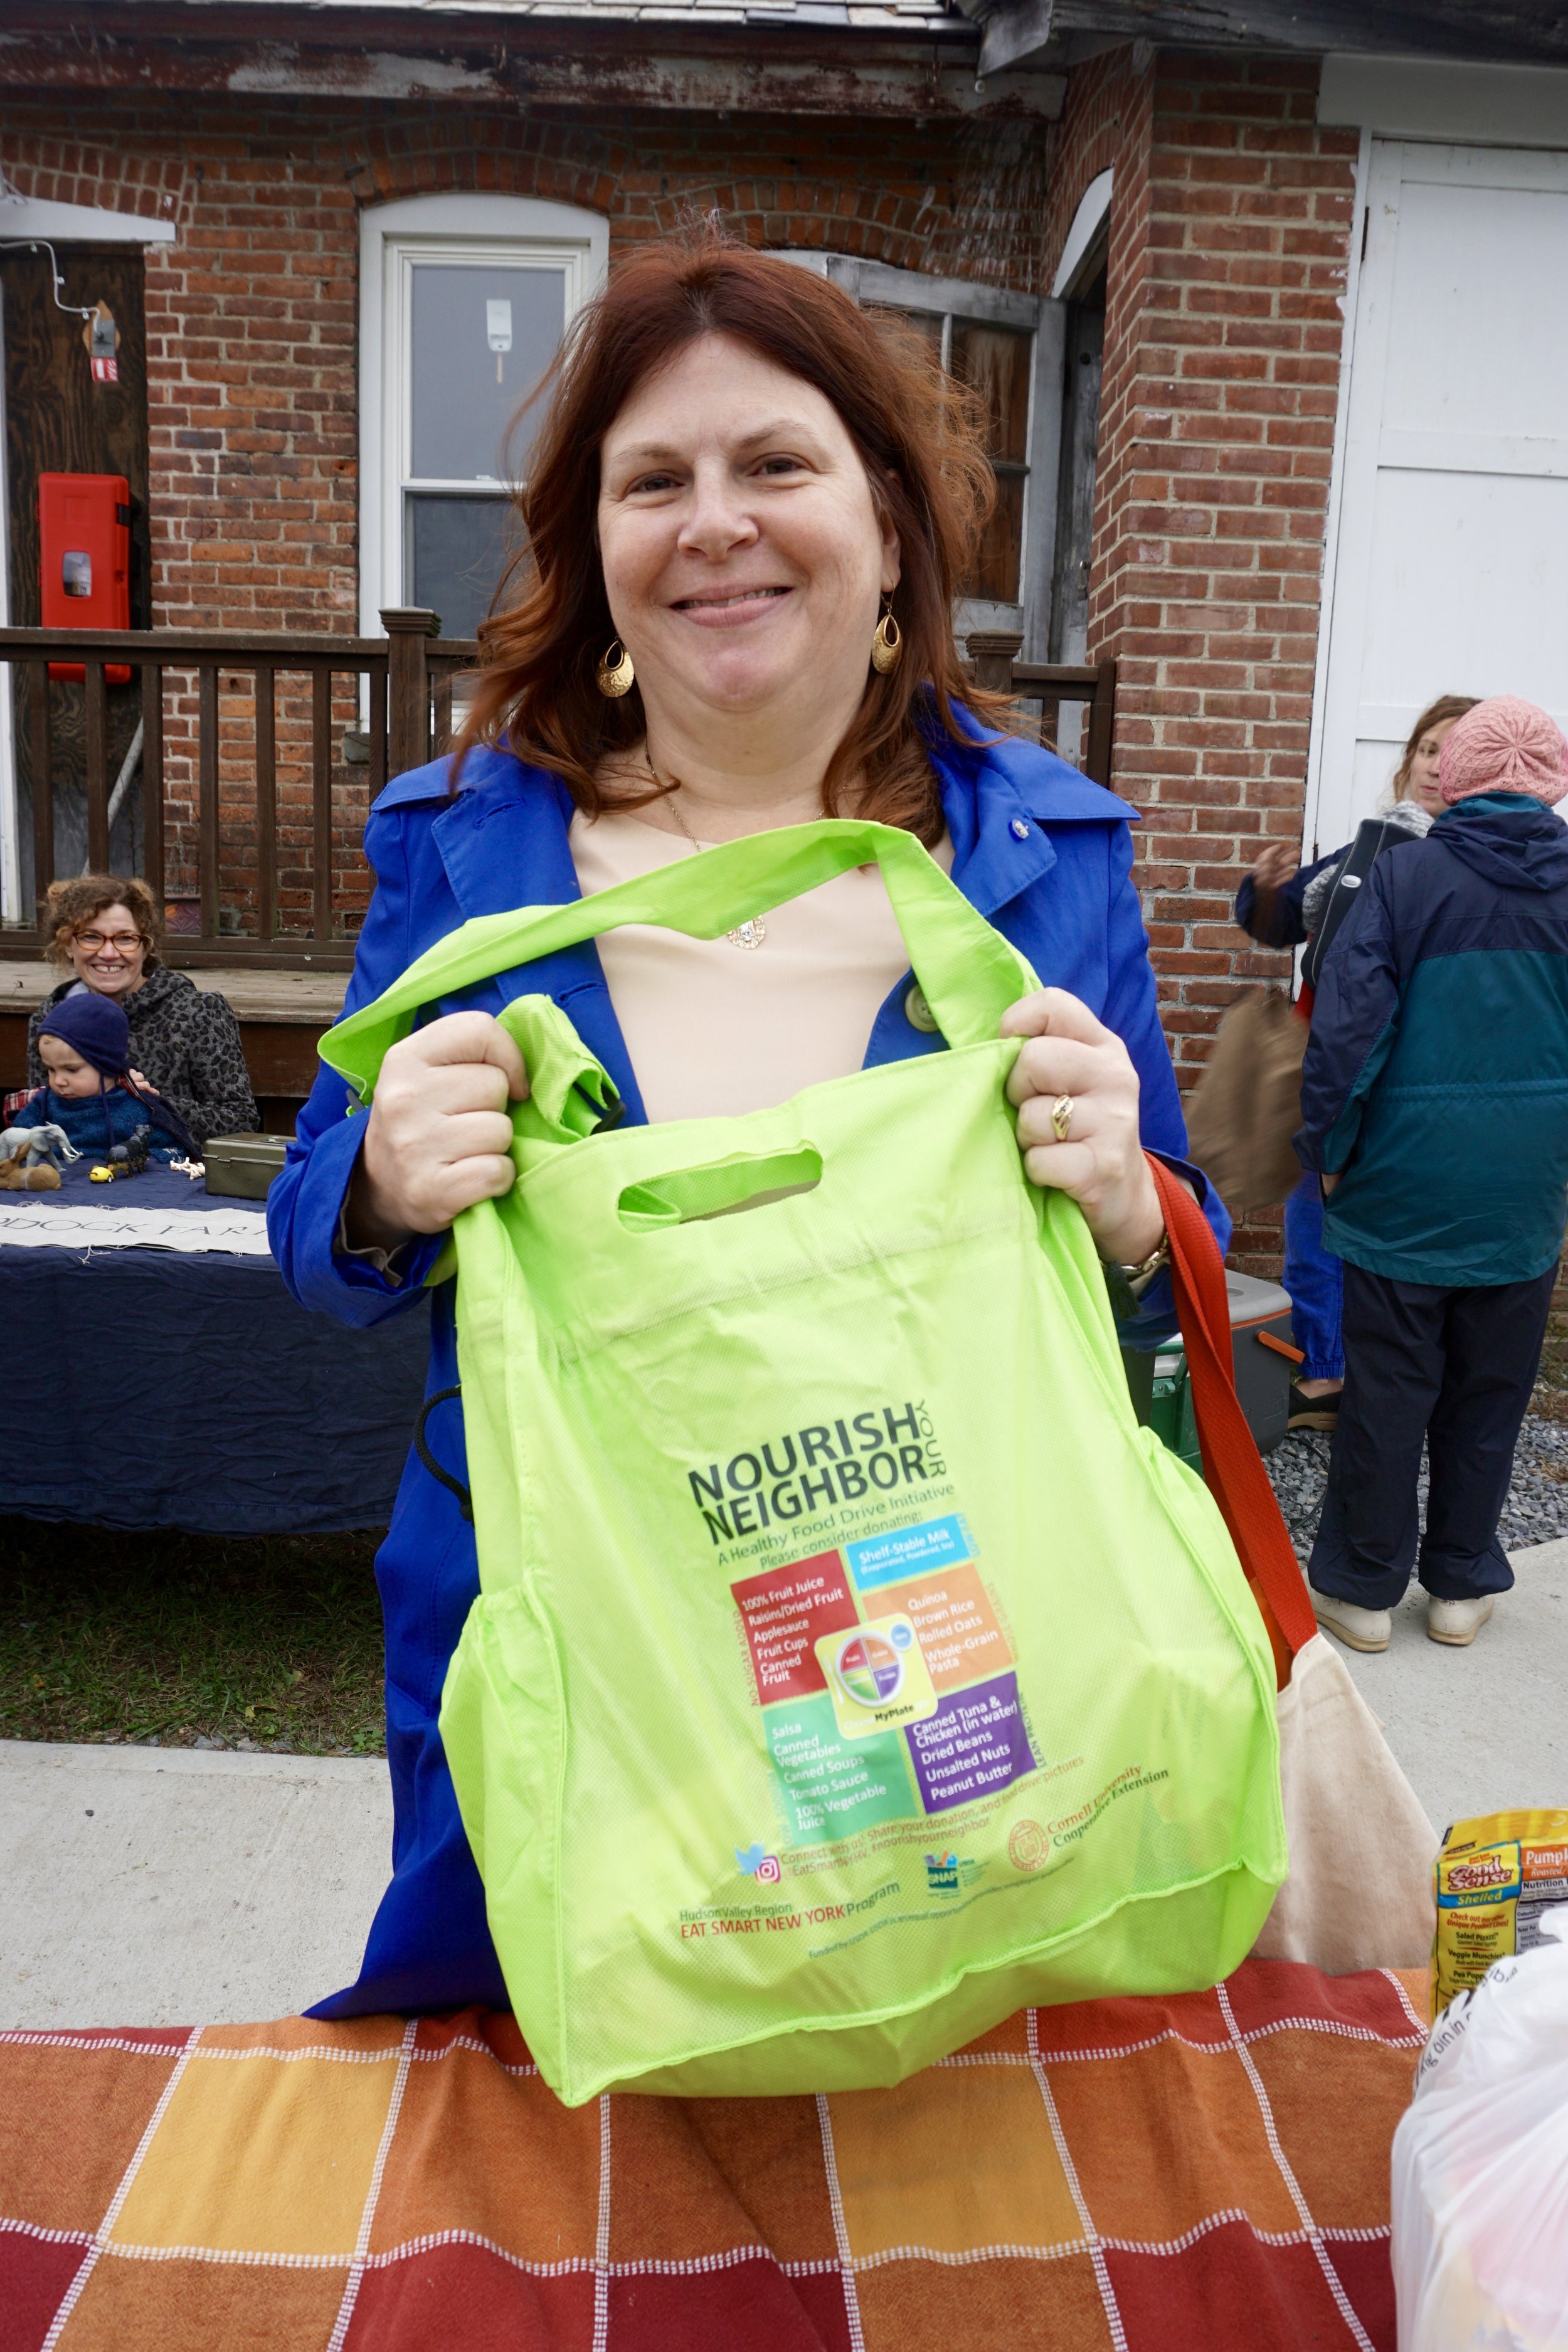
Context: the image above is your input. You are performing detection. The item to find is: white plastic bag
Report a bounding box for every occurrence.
[1391,1909,1568,2349]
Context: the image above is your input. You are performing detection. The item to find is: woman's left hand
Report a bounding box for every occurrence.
[1001,989,1165,1266]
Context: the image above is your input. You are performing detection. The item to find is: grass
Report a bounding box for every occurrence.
[0,1520,387,1755]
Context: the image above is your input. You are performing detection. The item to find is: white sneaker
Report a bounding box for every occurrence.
[1311,1590,1392,1653]
[1427,1596,1495,1647]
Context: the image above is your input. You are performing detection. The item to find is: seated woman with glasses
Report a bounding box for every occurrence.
[24,875,258,1148]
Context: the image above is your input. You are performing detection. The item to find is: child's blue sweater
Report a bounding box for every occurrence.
[13,1084,181,1161]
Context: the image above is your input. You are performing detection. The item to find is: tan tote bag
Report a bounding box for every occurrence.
[1184,989,1309,1218]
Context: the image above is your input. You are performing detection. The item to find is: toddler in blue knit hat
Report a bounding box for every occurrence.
[11,993,196,1163]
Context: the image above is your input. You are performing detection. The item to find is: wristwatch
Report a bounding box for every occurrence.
[1100,1232,1171,1320]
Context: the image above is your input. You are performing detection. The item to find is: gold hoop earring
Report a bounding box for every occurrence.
[870,601,903,677]
[596,639,636,698]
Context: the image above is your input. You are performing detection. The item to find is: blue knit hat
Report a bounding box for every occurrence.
[37,991,131,1076]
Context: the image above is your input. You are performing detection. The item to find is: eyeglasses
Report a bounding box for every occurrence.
[75,931,144,956]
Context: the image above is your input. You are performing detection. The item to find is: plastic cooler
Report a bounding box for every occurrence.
[1142,1271,1298,1462]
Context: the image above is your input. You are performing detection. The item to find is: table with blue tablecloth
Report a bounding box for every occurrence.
[0,1158,428,1532]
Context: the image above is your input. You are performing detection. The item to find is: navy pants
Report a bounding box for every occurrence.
[1309,1261,1555,1610]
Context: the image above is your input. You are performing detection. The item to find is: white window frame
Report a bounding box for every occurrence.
[780,252,1064,660]
[358,194,608,642]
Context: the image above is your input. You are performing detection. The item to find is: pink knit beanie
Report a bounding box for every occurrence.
[1439,695,1568,807]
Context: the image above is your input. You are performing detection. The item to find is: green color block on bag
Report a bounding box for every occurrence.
[323,818,1286,2105]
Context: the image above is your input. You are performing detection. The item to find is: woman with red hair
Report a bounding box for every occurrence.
[270,234,1227,2016]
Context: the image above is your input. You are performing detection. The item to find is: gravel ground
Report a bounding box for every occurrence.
[1265,1407,1568,1562]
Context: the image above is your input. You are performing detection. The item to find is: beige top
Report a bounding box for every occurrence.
[568,810,951,1125]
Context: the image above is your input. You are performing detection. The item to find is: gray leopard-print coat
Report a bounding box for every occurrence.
[27,963,258,1148]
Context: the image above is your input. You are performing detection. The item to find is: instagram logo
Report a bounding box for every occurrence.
[756,1855,783,1885]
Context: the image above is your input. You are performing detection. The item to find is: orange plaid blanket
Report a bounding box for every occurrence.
[1,1958,1424,2352]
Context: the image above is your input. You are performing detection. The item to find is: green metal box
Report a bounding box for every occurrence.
[203,1133,290,1200]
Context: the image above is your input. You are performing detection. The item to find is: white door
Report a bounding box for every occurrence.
[1309,139,1568,857]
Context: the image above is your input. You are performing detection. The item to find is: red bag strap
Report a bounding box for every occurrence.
[1147,1156,1318,1690]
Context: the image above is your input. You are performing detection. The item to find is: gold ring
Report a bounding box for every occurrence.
[1051,1093,1073,1143]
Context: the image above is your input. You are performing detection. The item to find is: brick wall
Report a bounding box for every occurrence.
[1044,49,1359,1268]
[2,97,1049,934]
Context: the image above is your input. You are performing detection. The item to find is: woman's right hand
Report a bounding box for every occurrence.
[346,1012,529,1254]
[1250,840,1298,892]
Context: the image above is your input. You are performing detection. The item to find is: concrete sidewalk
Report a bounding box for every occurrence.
[2,1539,1564,2029]
[1333,1532,1568,1833]
[0,1741,391,2027]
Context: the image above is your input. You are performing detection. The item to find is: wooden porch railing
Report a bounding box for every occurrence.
[964,632,1118,787]
[0,607,473,971]
[0,613,1116,971]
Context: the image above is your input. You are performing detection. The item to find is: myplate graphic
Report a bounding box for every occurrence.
[817,1613,937,1738]
[730,1502,1038,1856]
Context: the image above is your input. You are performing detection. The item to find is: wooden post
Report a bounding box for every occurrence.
[140,662,164,911]
[1084,657,1117,788]
[29,663,53,913]
[85,662,110,871]
[255,662,276,943]
[965,629,1023,697]
[382,608,437,778]
[198,662,220,941]
[367,664,388,798]
[312,664,334,944]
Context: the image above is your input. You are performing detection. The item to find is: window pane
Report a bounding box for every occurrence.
[410,263,566,482]
[867,303,944,364]
[406,494,519,638]
[953,322,1031,605]
[952,321,1030,464]
[965,475,1026,604]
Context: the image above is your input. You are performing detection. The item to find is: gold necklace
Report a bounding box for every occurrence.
[657,770,768,950]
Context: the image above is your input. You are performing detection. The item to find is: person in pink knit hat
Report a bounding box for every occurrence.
[1295,694,1568,1653]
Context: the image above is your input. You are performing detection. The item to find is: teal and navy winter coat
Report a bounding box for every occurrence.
[1297,793,1568,1286]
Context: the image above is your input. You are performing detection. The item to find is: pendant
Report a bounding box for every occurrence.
[727,918,767,950]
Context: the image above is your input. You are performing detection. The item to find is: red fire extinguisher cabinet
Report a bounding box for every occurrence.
[39,473,132,682]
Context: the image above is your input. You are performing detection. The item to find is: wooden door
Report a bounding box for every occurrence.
[2,242,151,901]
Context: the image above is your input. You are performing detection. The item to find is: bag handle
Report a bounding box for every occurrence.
[320,817,1036,1104]
[1148,1157,1316,1691]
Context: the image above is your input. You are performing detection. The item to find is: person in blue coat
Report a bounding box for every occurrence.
[270,235,1227,2018]
[1297,696,1568,1657]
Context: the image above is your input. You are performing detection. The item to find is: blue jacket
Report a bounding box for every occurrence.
[1298,793,1568,1286]
[270,724,1226,2017]
[1234,846,1345,950]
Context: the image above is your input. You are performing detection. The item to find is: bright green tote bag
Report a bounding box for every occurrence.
[323,818,1285,2106]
